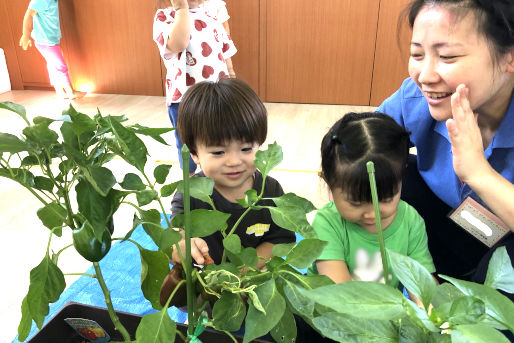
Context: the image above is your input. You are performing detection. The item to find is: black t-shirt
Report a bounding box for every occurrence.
[171,171,296,264]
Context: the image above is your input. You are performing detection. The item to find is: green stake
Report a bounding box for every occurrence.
[181,144,196,337]
[366,161,390,286]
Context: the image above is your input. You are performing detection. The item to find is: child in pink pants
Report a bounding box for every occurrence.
[19,0,84,99]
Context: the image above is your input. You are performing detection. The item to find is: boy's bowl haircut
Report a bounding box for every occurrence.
[178,78,267,154]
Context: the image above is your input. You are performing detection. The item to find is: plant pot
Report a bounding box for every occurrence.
[28,302,271,342]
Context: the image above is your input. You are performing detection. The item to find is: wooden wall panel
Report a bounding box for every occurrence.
[59,0,163,95]
[0,0,23,89]
[225,0,260,96]
[265,0,380,105]
[4,0,51,88]
[370,0,411,106]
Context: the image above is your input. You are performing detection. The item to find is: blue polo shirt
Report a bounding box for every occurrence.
[377,77,514,209]
[29,0,61,45]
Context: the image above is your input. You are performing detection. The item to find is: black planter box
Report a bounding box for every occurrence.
[27,302,271,342]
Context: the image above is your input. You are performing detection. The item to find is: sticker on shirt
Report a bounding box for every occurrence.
[246,223,270,237]
[351,249,391,284]
[449,196,510,248]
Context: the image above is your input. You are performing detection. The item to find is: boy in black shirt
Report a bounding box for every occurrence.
[170,78,295,267]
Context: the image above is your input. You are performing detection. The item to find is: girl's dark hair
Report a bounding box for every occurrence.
[321,112,410,203]
[402,0,513,61]
[178,78,267,154]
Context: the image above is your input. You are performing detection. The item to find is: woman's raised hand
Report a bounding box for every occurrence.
[447,84,490,185]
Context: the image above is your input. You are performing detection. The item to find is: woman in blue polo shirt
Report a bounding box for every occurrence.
[377,0,514,291]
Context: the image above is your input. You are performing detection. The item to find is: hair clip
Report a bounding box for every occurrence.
[331,134,341,144]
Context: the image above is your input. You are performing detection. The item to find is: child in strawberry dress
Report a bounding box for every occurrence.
[153,0,237,172]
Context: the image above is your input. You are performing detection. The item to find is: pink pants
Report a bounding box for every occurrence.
[35,42,71,86]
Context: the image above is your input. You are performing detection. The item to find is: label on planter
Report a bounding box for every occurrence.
[64,318,110,343]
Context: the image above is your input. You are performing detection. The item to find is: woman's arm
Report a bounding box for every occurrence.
[19,8,37,50]
[447,85,514,231]
[166,0,191,53]
[315,259,352,283]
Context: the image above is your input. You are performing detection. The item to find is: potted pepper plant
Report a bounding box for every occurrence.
[0,101,332,343]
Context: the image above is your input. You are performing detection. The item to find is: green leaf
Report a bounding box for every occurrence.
[0,133,29,153]
[448,296,485,325]
[270,308,297,343]
[25,256,66,328]
[135,309,177,343]
[33,116,54,126]
[273,193,316,214]
[282,282,315,317]
[34,176,54,192]
[239,247,259,268]
[139,248,171,310]
[0,168,35,187]
[108,117,148,171]
[312,311,399,342]
[484,246,514,294]
[131,124,173,145]
[451,324,511,343]
[160,228,182,252]
[62,105,96,137]
[23,123,59,148]
[300,282,406,321]
[254,142,283,177]
[399,317,429,343]
[177,177,215,208]
[154,164,172,184]
[139,209,167,249]
[21,155,39,167]
[284,239,327,269]
[18,296,33,341]
[244,279,286,343]
[36,202,66,236]
[272,242,296,257]
[267,205,317,238]
[212,292,246,331]
[161,181,179,197]
[223,235,242,254]
[173,209,229,237]
[80,166,116,197]
[440,275,514,333]
[432,283,464,308]
[403,297,439,332]
[388,249,436,310]
[0,101,29,124]
[137,189,158,206]
[120,173,146,191]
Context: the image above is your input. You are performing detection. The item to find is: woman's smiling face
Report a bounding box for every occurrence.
[408,6,512,121]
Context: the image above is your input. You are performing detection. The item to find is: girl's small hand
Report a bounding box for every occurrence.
[446,84,489,184]
[19,35,32,50]
[171,0,189,10]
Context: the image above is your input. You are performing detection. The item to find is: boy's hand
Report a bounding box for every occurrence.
[19,35,32,50]
[171,0,189,10]
[172,237,211,265]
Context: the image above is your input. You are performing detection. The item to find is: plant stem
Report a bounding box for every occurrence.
[366,161,390,286]
[181,145,197,338]
[64,272,96,278]
[92,262,132,342]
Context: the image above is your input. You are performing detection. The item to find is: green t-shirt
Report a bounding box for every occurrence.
[29,0,61,45]
[309,200,435,288]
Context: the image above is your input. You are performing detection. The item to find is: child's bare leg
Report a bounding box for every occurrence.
[63,83,86,99]
[54,85,68,99]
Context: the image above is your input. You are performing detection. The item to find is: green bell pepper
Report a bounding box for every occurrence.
[73,220,112,262]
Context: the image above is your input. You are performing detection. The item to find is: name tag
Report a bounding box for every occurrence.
[449,197,510,248]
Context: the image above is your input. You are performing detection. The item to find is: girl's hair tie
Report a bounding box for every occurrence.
[331,134,341,144]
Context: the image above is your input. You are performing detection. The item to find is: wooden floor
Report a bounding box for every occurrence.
[0,90,373,342]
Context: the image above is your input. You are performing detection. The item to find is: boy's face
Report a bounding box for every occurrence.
[331,185,402,233]
[191,140,258,198]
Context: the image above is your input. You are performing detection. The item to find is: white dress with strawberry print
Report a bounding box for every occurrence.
[153,7,237,105]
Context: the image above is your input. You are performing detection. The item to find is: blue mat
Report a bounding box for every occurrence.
[13,216,187,343]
